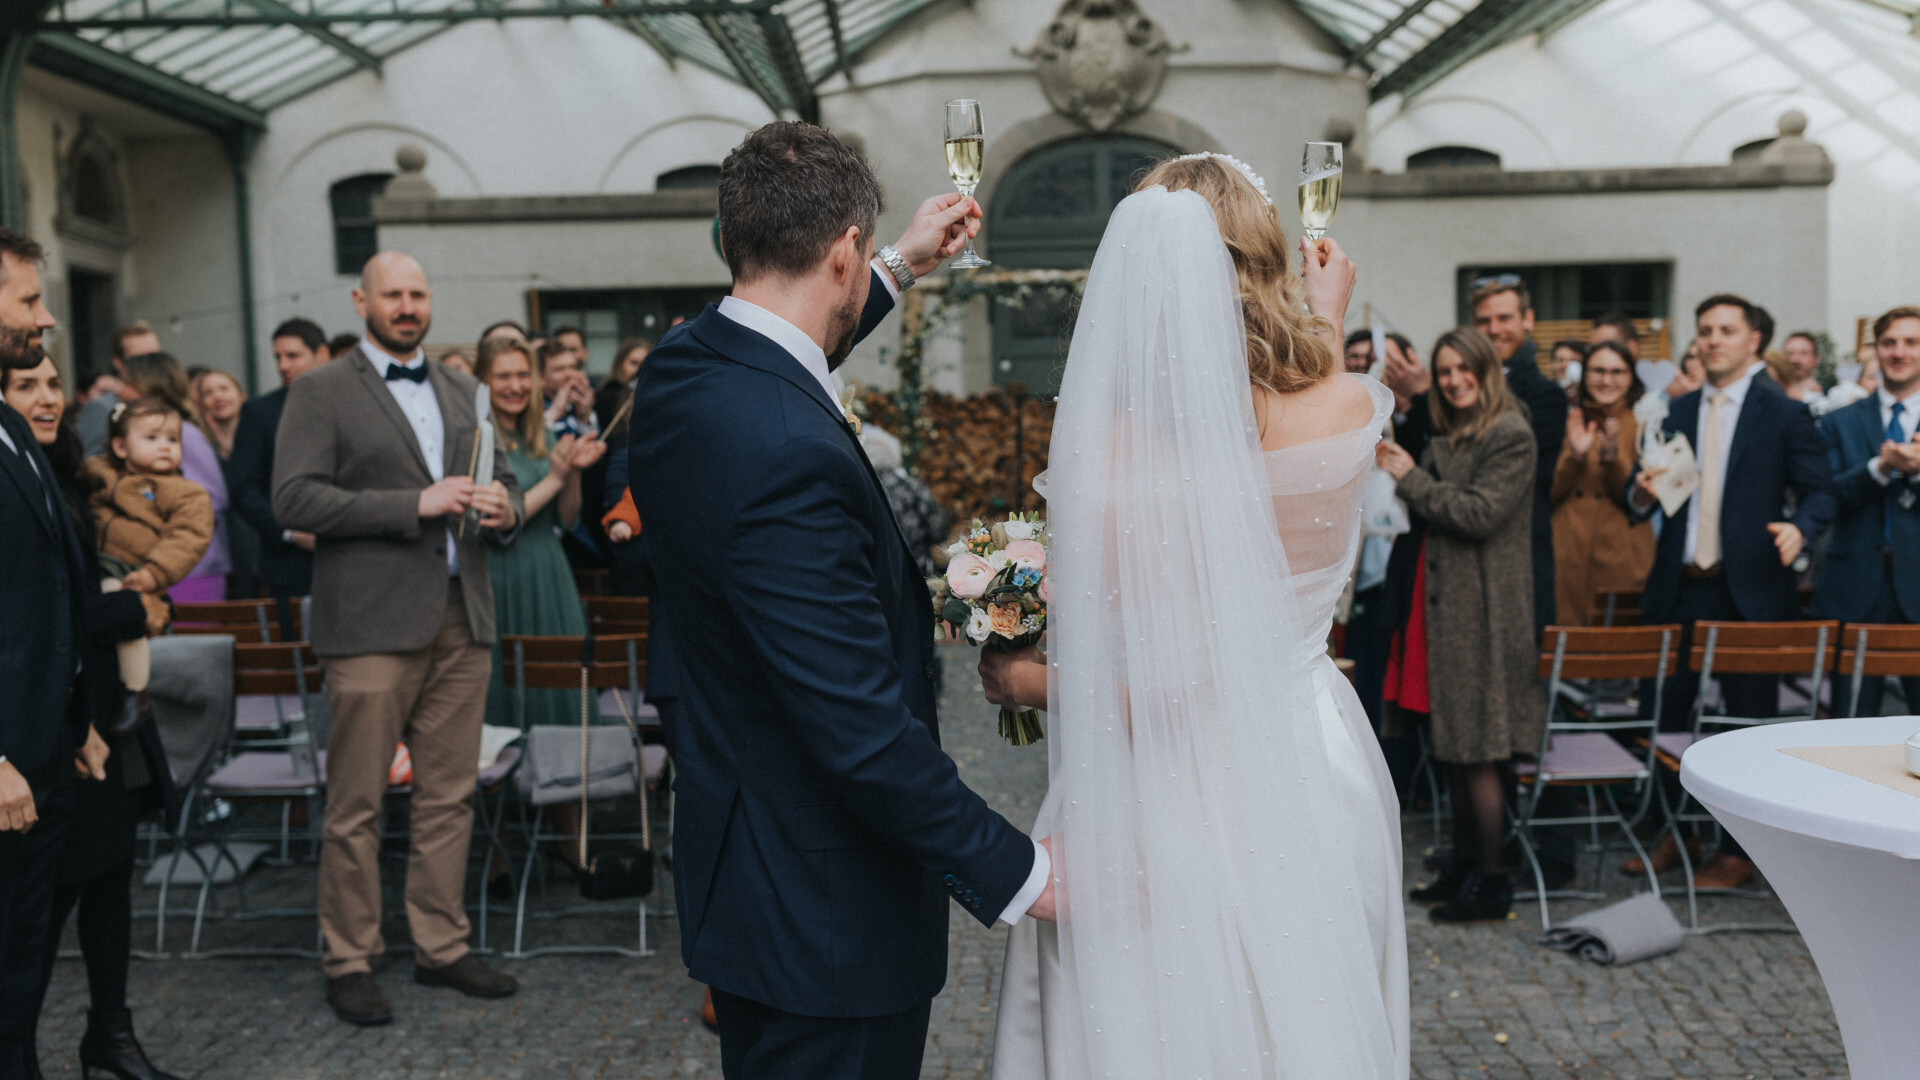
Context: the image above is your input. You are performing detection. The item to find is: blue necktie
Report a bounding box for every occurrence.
[1889,402,1907,546]
[385,362,428,384]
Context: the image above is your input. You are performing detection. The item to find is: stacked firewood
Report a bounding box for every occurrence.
[861,388,1057,525]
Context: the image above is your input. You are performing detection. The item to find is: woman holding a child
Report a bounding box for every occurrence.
[4,357,185,1080]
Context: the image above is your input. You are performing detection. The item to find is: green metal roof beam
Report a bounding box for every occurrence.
[696,11,790,115]
[821,0,852,81]
[38,1,779,31]
[754,8,817,121]
[234,0,382,75]
[1369,0,1540,99]
[1347,0,1448,67]
[28,31,267,130]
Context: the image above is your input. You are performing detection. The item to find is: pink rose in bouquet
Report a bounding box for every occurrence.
[946,552,996,599]
[1004,539,1046,574]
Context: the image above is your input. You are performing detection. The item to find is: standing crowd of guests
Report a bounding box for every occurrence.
[1346,275,1920,923]
[0,229,671,1076]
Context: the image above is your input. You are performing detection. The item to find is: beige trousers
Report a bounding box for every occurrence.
[318,582,490,977]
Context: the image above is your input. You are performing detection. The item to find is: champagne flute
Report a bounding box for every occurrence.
[1298,141,1343,243]
[944,99,991,269]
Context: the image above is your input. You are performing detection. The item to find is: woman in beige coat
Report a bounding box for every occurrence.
[1376,327,1543,922]
[1551,341,1656,625]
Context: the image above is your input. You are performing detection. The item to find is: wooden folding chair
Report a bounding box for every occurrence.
[574,568,611,597]
[499,633,666,957]
[581,595,649,636]
[1592,588,1642,627]
[1513,625,1679,929]
[1658,619,1837,931]
[170,599,284,643]
[1839,624,1920,718]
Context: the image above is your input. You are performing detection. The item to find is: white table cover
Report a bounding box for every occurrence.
[1682,716,1920,1080]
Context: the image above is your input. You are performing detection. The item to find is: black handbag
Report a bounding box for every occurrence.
[573,637,654,901]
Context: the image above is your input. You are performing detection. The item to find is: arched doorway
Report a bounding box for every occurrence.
[987,135,1173,395]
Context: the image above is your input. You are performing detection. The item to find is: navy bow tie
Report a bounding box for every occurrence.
[385,362,428,384]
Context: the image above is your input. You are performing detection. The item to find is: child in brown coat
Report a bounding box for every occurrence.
[87,398,214,688]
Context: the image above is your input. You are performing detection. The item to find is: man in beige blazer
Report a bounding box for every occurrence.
[273,251,525,1025]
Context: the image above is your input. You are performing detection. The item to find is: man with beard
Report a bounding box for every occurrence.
[273,252,524,1026]
[0,229,91,1080]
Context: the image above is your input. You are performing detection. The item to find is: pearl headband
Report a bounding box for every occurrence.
[1172,151,1273,208]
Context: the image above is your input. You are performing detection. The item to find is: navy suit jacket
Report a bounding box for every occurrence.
[630,272,1034,1018]
[1631,378,1835,623]
[1811,394,1920,622]
[228,387,313,593]
[0,405,91,786]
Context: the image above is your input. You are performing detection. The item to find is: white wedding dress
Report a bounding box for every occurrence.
[991,186,1409,1079]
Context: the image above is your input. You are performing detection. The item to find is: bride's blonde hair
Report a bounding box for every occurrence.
[1134,156,1337,393]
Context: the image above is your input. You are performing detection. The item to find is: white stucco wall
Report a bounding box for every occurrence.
[1366,0,1920,349]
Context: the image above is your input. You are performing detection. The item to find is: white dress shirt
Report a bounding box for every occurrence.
[361,336,458,576]
[1867,385,1920,486]
[714,265,1052,925]
[0,387,51,517]
[1683,369,1757,567]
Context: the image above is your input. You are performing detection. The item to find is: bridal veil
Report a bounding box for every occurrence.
[1020,186,1406,1078]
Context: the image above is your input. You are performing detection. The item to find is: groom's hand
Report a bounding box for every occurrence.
[892,193,983,277]
[980,645,1047,712]
[1028,836,1058,923]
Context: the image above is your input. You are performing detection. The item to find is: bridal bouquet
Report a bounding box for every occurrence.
[928,513,1048,746]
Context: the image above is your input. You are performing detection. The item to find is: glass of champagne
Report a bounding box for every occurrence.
[1298,141,1343,243]
[944,99,990,269]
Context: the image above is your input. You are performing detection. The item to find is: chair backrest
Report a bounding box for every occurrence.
[170,599,292,643]
[1591,588,1643,627]
[501,634,648,731]
[1840,624,1920,716]
[574,568,611,597]
[233,641,324,775]
[1539,624,1680,734]
[1689,619,1838,727]
[582,596,649,637]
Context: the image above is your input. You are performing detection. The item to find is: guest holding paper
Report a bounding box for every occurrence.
[1811,306,1920,716]
[1551,342,1655,625]
[1625,293,1834,889]
[273,251,524,1027]
[473,335,605,731]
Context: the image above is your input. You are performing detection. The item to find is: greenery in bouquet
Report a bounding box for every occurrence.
[927,512,1048,745]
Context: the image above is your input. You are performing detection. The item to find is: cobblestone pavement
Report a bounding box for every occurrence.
[37,649,1845,1078]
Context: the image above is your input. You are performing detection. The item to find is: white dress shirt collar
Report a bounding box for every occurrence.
[1705,368,1757,409]
[1878,384,1920,425]
[716,296,838,405]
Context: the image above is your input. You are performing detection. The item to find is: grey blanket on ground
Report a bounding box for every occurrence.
[1540,892,1685,965]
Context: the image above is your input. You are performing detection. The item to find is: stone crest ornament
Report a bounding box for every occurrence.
[1017,0,1182,133]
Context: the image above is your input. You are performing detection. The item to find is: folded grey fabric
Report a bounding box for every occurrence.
[1540,892,1685,965]
[517,726,638,806]
[148,633,237,788]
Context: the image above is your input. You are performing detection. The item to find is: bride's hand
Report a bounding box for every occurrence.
[1300,236,1357,340]
[979,644,1047,711]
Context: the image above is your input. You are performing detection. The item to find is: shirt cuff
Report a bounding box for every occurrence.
[997,838,1051,926]
[1870,457,1894,486]
[871,257,902,301]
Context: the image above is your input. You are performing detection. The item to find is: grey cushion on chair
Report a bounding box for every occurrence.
[148,633,237,788]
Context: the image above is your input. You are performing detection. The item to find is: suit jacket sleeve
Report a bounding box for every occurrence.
[228,397,280,541]
[1396,421,1537,542]
[725,435,1033,922]
[1784,399,1836,545]
[854,267,896,344]
[271,375,423,540]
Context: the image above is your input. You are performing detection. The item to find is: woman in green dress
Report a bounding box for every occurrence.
[476,336,608,729]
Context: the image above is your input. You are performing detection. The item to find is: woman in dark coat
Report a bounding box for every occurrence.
[5,357,182,1080]
[1375,327,1542,923]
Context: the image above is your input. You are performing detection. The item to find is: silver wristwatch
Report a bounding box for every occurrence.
[877,245,915,292]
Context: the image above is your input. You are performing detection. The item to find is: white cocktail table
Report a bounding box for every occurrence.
[1681,716,1920,1080]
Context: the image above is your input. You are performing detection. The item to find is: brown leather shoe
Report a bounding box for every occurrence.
[414,954,518,999]
[700,987,719,1034]
[1691,852,1757,890]
[327,972,393,1026]
[1620,833,1701,876]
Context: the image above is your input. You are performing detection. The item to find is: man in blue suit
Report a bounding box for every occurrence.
[229,317,331,628]
[1813,306,1920,716]
[1628,293,1835,889]
[630,122,1055,1080]
[0,230,92,1080]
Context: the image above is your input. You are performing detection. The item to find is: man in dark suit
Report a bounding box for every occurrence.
[1813,305,1920,716]
[0,230,91,1080]
[630,122,1054,1080]
[1628,293,1835,888]
[229,317,331,628]
[1470,276,1568,633]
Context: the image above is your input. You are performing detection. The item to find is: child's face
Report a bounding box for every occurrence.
[114,414,182,474]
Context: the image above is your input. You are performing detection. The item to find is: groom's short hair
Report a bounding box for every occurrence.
[718,121,882,284]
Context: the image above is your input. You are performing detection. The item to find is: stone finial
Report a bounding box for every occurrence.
[385,143,437,199]
[1757,109,1828,167]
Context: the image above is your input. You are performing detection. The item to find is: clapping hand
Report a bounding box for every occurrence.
[471,480,516,530]
[1881,437,1920,476]
[1599,417,1621,461]
[1375,440,1415,481]
[1565,408,1598,457]
[420,476,477,519]
[1381,346,1430,405]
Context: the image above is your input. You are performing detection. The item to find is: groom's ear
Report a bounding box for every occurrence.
[829,224,865,283]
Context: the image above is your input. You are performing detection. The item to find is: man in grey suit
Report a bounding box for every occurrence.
[273,252,524,1026]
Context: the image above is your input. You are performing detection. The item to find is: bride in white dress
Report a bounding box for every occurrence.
[984,154,1410,1079]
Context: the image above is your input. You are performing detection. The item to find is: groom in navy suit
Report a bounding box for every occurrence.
[1812,306,1920,715]
[630,122,1055,1080]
